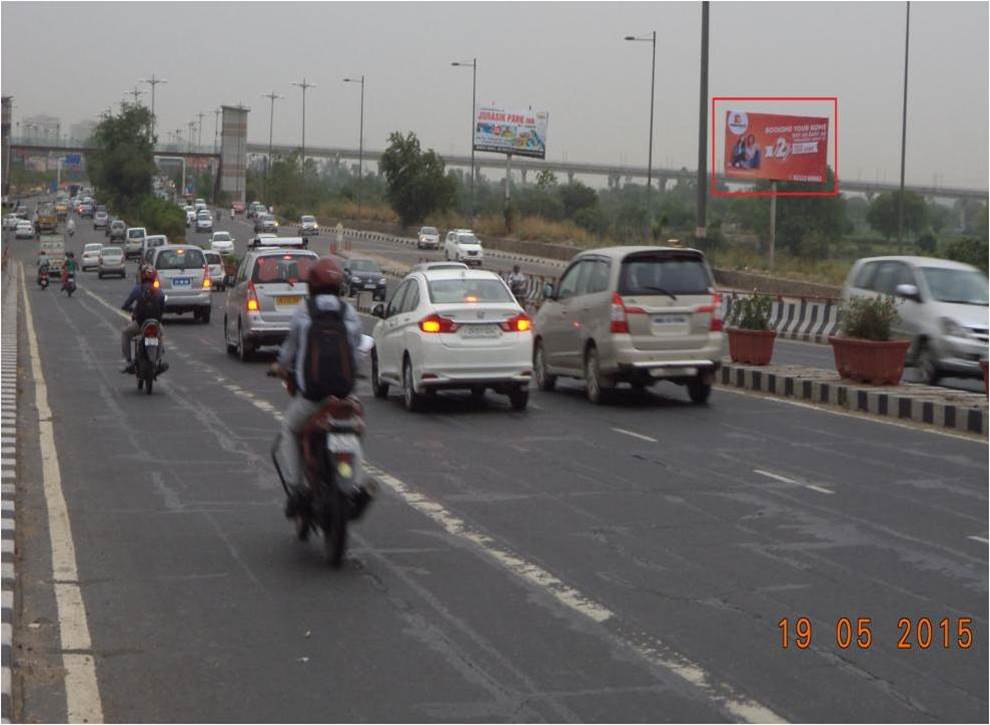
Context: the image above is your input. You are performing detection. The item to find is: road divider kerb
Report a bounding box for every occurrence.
[1,261,18,724]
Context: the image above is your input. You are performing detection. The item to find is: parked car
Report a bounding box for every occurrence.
[108,219,127,241]
[417,226,440,250]
[532,246,724,404]
[443,229,484,266]
[223,248,319,360]
[195,210,214,233]
[15,221,34,239]
[93,210,109,229]
[342,258,388,301]
[254,213,278,233]
[97,246,126,279]
[150,245,212,323]
[124,227,147,259]
[370,267,533,411]
[209,231,235,254]
[298,215,319,236]
[841,255,989,384]
[203,249,225,290]
[81,243,103,271]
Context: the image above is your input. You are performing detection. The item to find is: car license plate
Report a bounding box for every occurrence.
[364,282,377,289]
[172,277,190,287]
[276,295,301,306]
[144,338,159,347]
[653,314,687,325]
[462,324,499,338]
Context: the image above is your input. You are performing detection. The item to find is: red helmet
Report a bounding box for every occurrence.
[307,257,344,295]
[140,265,157,283]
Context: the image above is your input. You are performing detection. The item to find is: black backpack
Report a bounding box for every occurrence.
[133,285,162,323]
[302,299,355,401]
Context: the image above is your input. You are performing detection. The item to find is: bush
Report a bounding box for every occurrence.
[943,236,988,273]
[838,295,899,341]
[727,293,774,331]
[917,229,937,255]
[134,195,185,240]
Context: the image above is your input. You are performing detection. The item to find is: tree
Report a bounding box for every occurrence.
[556,181,597,218]
[535,169,557,190]
[916,229,937,255]
[87,105,157,211]
[379,132,456,227]
[866,190,928,240]
[944,237,988,273]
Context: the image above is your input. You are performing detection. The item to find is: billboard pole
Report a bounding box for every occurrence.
[696,1,709,238]
[897,1,910,252]
[769,181,777,270]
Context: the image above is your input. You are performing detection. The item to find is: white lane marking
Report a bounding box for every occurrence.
[754,468,834,495]
[967,536,989,544]
[20,265,104,722]
[718,385,987,443]
[611,427,658,443]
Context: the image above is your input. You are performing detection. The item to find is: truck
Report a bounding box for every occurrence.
[36,204,58,233]
[39,236,65,282]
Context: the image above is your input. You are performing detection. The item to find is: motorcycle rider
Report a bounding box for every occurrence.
[120,265,166,374]
[270,257,368,526]
[507,264,528,303]
[61,252,78,292]
[66,217,76,236]
[36,250,51,287]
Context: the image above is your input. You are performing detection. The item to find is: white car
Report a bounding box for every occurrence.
[417,226,440,250]
[3,214,19,231]
[370,267,533,411]
[249,234,306,249]
[203,249,225,290]
[443,229,484,266]
[209,231,235,254]
[195,210,214,233]
[15,221,34,239]
[185,207,197,226]
[124,227,147,259]
[298,215,319,236]
[97,246,126,279]
[81,243,103,271]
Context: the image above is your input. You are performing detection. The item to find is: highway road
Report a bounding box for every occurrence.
[5,212,988,722]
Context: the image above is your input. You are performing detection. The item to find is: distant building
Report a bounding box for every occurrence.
[69,120,97,145]
[23,114,60,142]
[2,97,10,194]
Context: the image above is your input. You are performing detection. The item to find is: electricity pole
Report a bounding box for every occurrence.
[140,73,167,140]
[291,78,316,169]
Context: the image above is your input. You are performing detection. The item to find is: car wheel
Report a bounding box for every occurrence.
[915,342,939,386]
[534,340,556,392]
[687,378,712,404]
[508,387,529,411]
[584,346,612,405]
[371,349,389,399]
[98,273,104,279]
[237,321,253,362]
[402,357,424,412]
[200,307,211,324]
[224,316,237,355]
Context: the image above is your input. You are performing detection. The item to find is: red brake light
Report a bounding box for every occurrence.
[419,314,458,333]
[694,293,723,332]
[143,323,159,337]
[499,313,532,332]
[610,292,645,333]
[246,281,260,312]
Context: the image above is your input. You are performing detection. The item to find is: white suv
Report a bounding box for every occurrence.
[443,229,484,266]
[370,267,533,411]
[124,227,147,260]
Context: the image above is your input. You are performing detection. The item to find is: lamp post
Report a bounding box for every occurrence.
[290,78,316,169]
[451,59,477,218]
[696,2,710,239]
[897,1,910,252]
[343,76,365,216]
[140,73,167,140]
[196,111,206,151]
[125,85,144,105]
[624,31,657,240]
[261,91,283,195]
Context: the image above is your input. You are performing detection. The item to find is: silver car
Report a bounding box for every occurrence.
[98,246,126,279]
[124,227,146,260]
[841,255,989,384]
[81,243,103,271]
[203,250,225,291]
[533,246,724,404]
[150,245,213,323]
[223,248,319,360]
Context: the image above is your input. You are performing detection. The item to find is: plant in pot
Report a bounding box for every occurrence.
[829,295,910,385]
[726,292,776,365]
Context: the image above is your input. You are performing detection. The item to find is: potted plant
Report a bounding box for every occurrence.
[725,292,776,365]
[829,296,910,385]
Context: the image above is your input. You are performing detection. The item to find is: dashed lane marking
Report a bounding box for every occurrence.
[754,469,834,495]
[966,536,989,544]
[610,427,658,443]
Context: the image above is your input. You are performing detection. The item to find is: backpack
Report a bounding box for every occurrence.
[302,298,355,401]
[133,285,161,323]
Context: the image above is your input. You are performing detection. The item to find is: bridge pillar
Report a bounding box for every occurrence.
[567,171,575,184]
[219,105,249,204]
[521,169,528,185]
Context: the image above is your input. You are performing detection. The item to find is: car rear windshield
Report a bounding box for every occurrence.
[156,249,205,270]
[252,254,316,284]
[921,267,989,305]
[349,260,380,272]
[204,252,222,264]
[127,229,144,238]
[101,247,122,256]
[618,254,712,296]
[84,244,102,252]
[428,278,512,304]
[213,232,231,240]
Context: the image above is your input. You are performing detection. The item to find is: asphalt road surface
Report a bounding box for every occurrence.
[6,213,988,722]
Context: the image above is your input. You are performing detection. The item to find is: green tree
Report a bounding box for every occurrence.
[916,229,937,255]
[379,132,456,227]
[866,190,928,240]
[87,105,157,211]
[535,169,557,190]
[556,181,597,218]
[944,237,989,273]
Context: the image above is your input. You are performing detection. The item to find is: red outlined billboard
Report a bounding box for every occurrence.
[712,97,839,197]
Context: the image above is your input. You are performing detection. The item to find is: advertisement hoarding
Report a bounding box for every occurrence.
[723,110,829,184]
[474,106,548,159]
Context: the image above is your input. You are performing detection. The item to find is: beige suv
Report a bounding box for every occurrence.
[532,246,724,404]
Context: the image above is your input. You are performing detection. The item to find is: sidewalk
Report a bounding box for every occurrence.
[718,360,988,436]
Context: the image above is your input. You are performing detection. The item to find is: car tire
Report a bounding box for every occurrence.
[237,321,253,362]
[224,316,237,355]
[584,346,612,405]
[508,387,529,411]
[687,378,712,404]
[200,307,211,325]
[534,340,556,392]
[371,350,389,399]
[402,357,424,412]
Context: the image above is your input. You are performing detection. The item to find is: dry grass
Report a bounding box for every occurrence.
[316,199,398,224]
[707,244,852,286]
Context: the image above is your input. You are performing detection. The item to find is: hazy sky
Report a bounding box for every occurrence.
[2,1,987,188]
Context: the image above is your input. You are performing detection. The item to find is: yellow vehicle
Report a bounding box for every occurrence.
[54,201,68,220]
[36,204,58,233]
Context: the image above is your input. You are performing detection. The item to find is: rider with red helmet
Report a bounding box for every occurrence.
[120,265,165,373]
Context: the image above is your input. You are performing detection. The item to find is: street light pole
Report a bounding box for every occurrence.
[139,73,167,140]
[897,1,911,252]
[125,86,145,105]
[343,76,365,217]
[261,91,283,195]
[696,1,710,239]
[451,59,477,218]
[291,78,316,170]
[625,31,657,240]
[196,111,205,150]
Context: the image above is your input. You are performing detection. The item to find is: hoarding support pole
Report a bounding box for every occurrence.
[695,1,709,239]
[505,153,511,207]
[769,181,777,270]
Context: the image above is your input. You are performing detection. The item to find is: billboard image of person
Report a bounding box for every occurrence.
[474,106,548,159]
[724,110,828,182]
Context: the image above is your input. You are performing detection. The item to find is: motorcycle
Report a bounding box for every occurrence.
[133,318,167,395]
[37,265,50,289]
[269,335,375,567]
[61,272,76,297]
[67,220,75,237]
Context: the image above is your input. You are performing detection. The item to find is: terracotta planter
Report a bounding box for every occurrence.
[828,336,910,385]
[727,327,777,365]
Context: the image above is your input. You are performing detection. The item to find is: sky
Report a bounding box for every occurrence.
[2,1,987,189]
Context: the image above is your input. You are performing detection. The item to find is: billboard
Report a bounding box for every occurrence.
[723,110,828,183]
[474,106,548,159]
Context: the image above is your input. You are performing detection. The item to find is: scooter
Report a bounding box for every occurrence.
[61,272,76,297]
[133,318,167,394]
[37,265,50,289]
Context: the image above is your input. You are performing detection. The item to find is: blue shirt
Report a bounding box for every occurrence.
[277,294,363,396]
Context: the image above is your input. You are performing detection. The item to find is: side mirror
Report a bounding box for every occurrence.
[543,282,556,300]
[894,283,921,302]
[371,302,386,319]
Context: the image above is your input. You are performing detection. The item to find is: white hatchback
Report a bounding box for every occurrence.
[370,268,533,411]
[209,231,235,254]
[81,243,103,271]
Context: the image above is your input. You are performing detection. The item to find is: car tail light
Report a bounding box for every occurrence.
[419,314,458,333]
[610,292,645,334]
[202,267,211,289]
[246,281,260,312]
[693,293,723,331]
[152,278,160,289]
[499,313,532,332]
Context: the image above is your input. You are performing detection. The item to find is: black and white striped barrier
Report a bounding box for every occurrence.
[719,292,841,343]
[1,262,18,723]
